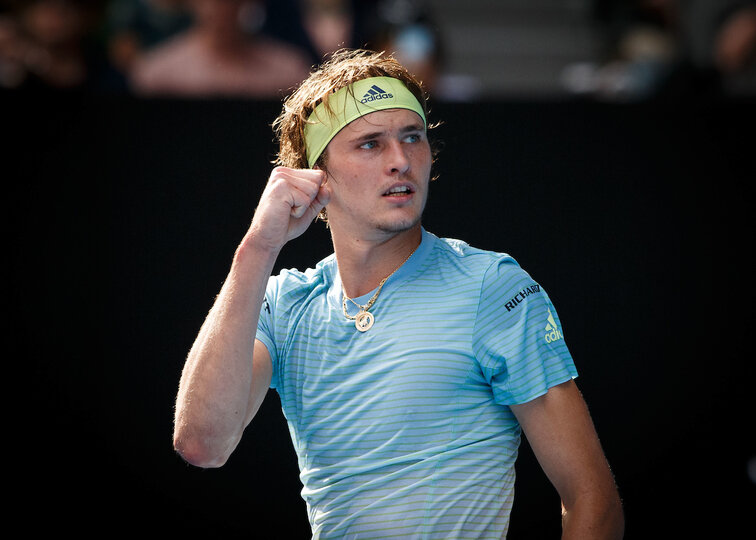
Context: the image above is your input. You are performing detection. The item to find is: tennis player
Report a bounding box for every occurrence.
[173,49,624,539]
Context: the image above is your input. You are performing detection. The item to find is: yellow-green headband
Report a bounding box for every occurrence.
[303,76,426,168]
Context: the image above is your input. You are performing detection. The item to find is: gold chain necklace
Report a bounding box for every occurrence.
[342,246,418,332]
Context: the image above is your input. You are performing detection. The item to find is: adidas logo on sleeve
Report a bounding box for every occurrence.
[544,308,563,343]
[361,84,394,104]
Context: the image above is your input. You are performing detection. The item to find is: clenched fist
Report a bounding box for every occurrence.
[248,166,331,252]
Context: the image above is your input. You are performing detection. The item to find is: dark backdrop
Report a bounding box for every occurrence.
[7,93,754,538]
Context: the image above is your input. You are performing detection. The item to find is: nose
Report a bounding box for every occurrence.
[385,140,410,176]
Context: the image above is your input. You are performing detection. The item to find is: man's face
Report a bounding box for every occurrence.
[322,108,432,238]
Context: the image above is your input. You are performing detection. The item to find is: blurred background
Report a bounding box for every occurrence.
[2,0,756,99]
[4,0,754,538]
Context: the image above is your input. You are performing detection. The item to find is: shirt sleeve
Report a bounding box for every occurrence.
[255,275,280,389]
[472,257,578,405]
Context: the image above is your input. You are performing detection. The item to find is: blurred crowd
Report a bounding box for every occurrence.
[0,0,443,97]
[574,0,756,99]
[0,0,754,99]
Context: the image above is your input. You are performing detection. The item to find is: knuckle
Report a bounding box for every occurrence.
[268,171,291,191]
[269,166,294,180]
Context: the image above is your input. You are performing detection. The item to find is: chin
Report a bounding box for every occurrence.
[375,215,422,234]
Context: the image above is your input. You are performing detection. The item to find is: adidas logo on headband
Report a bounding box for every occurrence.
[361,84,394,104]
[304,76,425,167]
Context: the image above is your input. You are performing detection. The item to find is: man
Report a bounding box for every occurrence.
[173,49,624,538]
[129,0,311,98]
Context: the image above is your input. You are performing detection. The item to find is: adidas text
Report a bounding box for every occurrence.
[361,92,394,104]
[545,327,563,343]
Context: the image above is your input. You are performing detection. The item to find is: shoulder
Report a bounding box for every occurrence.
[254,36,311,65]
[267,253,336,302]
[431,234,522,279]
[248,36,312,83]
[129,32,199,91]
[425,233,541,309]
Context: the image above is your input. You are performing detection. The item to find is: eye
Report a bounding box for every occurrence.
[359,140,377,150]
[403,133,422,143]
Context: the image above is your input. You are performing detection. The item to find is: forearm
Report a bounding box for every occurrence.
[511,381,624,539]
[174,166,329,466]
[173,235,279,467]
[561,492,624,540]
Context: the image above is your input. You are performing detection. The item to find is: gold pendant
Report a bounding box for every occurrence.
[355,311,374,332]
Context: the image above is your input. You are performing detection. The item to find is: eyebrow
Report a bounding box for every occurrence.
[349,123,425,143]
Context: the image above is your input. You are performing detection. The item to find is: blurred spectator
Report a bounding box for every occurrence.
[260,0,375,65]
[364,0,444,95]
[563,0,685,99]
[103,0,193,76]
[0,0,124,92]
[683,0,756,96]
[129,0,312,98]
[714,6,756,74]
[568,0,756,99]
[260,0,445,94]
[299,0,355,60]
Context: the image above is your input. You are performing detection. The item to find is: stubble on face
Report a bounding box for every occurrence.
[322,165,429,236]
[320,109,432,238]
[375,187,428,234]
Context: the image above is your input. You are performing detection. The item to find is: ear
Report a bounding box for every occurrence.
[313,163,330,185]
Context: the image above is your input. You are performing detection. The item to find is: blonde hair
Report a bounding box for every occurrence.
[272,48,431,170]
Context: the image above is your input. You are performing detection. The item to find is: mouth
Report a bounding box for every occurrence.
[382,185,414,197]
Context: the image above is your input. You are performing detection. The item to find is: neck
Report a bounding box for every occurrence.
[333,225,422,298]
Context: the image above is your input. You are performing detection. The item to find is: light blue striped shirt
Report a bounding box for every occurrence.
[256,228,577,539]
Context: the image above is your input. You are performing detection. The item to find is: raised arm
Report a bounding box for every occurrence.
[510,379,624,539]
[173,167,330,468]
